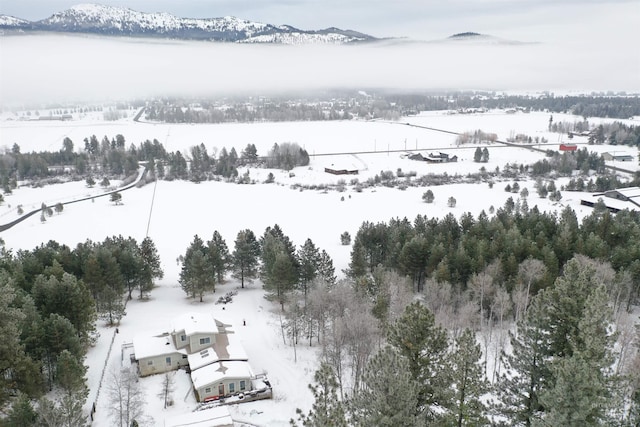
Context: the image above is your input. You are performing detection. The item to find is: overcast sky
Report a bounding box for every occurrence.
[1,0,638,105]
[1,0,639,42]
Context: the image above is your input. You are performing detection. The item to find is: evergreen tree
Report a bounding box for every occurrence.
[206,231,230,284]
[350,347,423,427]
[387,301,451,421]
[423,189,435,203]
[231,229,260,288]
[474,147,483,163]
[97,285,126,327]
[179,235,215,301]
[55,350,88,399]
[537,284,616,426]
[138,237,163,299]
[496,296,549,426]
[297,238,321,299]
[317,250,336,285]
[291,362,347,427]
[448,329,488,427]
[265,250,298,310]
[6,392,37,426]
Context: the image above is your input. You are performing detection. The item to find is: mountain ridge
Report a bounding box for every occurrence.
[0,3,378,44]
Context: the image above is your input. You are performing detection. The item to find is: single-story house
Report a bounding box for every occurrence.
[602,152,634,162]
[164,406,233,427]
[409,152,458,163]
[191,361,254,402]
[324,167,359,175]
[133,333,189,377]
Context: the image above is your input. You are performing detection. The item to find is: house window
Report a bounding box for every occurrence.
[180,334,186,342]
[165,357,171,366]
[182,355,187,359]
[147,360,153,366]
[199,337,211,345]
[229,382,235,393]
[205,387,211,394]
[240,380,246,391]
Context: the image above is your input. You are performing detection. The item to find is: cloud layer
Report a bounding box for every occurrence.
[1,32,638,107]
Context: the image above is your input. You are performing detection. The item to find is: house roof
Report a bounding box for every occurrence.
[164,406,233,427]
[133,333,187,360]
[609,187,640,199]
[187,333,248,371]
[191,361,254,390]
[171,312,219,336]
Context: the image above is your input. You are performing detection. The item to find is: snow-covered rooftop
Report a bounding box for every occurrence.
[132,333,186,360]
[191,361,254,390]
[187,333,248,371]
[171,312,219,336]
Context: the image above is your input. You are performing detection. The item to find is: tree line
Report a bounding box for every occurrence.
[0,235,162,424]
[0,136,310,192]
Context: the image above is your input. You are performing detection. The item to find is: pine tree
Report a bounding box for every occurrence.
[291,363,347,427]
[496,296,549,426]
[297,238,321,299]
[55,350,88,399]
[6,392,37,426]
[138,237,163,299]
[350,347,423,427]
[448,329,488,427]
[231,229,260,288]
[387,301,451,421]
[474,147,483,163]
[537,284,616,426]
[97,285,126,327]
[207,231,230,284]
[179,235,215,301]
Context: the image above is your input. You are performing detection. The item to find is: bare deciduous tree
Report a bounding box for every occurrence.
[107,367,146,427]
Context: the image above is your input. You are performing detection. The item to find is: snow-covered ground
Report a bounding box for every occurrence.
[1,110,639,425]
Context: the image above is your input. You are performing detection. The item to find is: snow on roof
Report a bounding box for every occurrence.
[187,333,248,371]
[171,312,218,336]
[612,187,640,199]
[583,195,640,213]
[191,361,254,390]
[133,333,186,360]
[164,406,233,427]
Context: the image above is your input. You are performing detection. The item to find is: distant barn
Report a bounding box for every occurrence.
[559,143,577,151]
[324,167,358,175]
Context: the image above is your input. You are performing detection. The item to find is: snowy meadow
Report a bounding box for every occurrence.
[1,108,639,425]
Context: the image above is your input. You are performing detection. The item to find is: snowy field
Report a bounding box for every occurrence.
[1,110,639,425]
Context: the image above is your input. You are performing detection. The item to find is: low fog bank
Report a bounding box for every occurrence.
[1,34,638,106]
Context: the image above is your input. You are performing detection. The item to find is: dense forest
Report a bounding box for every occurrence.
[0,235,162,424]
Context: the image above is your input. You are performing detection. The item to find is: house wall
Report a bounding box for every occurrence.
[173,330,189,350]
[188,332,217,353]
[195,376,252,402]
[138,352,188,377]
